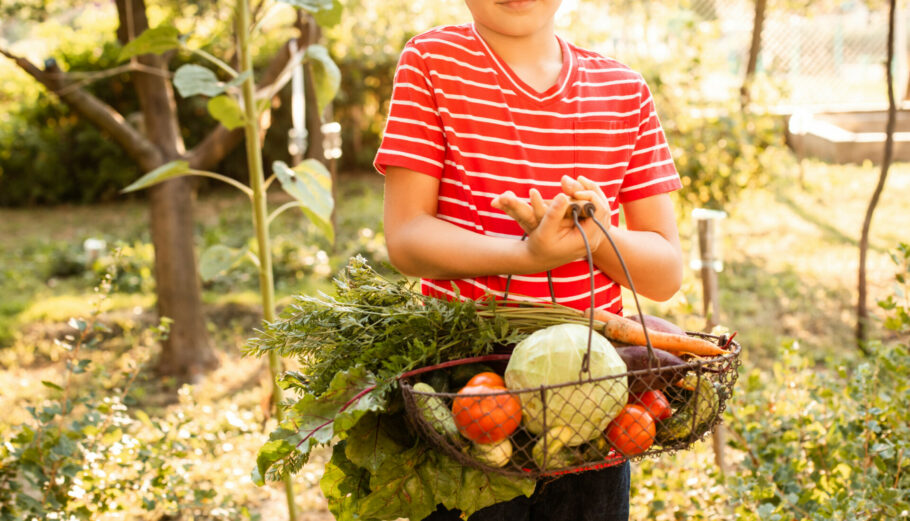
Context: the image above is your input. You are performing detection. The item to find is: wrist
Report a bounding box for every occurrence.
[508,236,549,275]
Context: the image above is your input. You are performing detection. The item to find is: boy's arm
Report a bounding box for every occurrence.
[563,175,682,301]
[383,166,590,279]
[592,193,683,302]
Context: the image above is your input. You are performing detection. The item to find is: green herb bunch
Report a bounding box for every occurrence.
[245,256,529,397]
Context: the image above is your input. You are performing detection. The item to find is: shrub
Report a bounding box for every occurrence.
[0,272,258,520]
[725,243,910,520]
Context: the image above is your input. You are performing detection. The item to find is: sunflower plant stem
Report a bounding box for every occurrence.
[236,0,297,519]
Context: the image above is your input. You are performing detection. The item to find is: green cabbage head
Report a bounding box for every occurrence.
[504,323,628,446]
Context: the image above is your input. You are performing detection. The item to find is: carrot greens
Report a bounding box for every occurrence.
[245,257,537,520]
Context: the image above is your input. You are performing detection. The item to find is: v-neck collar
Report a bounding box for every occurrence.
[471,23,574,106]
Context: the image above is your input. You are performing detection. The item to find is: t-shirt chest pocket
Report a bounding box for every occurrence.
[573,119,636,186]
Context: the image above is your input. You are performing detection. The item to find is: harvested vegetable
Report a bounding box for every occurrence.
[504,323,628,446]
[452,384,522,444]
[470,438,513,468]
[412,382,463,445]
[531,426,579,470]
[589,308,727,357]
[606,404,656,456]
[656,375,720,445]
[632,389,672,421]
[467,371,506,388]
[615,345,688,393]
[625,313,686,335]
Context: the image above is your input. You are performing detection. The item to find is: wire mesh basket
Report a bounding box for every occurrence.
[397,200,742,478]
[400,331,740,478]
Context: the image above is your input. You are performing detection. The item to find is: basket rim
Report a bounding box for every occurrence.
[399,332,741,396]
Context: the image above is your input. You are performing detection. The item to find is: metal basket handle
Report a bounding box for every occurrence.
[502,199,660,378]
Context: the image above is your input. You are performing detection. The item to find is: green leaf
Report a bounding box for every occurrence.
[319,442,376,521]
[416,451,463,511]
[288,368,380,449]
[122,160,191,193]
[41,380,63,391]
[454,466,535,517]
[253,438,295,486]
[359,445,435,520]
[312,0,343,28]
[305,45,341,114]
[199,245,245,281]
[174,64,225,98]
[344,412,409,475]
[272,160,334,243]
[119,25,180,61]
[207,95,246,130]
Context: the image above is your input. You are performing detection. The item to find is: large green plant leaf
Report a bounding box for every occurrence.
[253,369,379,485]
[312,0,343,28]
[320,442,377,521]
[360,446,436,520]
[339,412,534,520]
[305,45,341,114]
[122,161,191,193]
[199,245,245,281]
[287,368,380,448]
[272,160,334,243]
[173,64,225,98]
[206,95,245,130]
[119,26,180,61]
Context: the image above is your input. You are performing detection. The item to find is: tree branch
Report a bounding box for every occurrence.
[186,39,295,170]
[0,47,162,172]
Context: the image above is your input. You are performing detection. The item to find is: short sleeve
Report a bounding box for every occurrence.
[373,41,447,178]
[618,79,682,203]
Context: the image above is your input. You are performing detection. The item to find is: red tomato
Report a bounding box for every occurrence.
[466,371,505,388]
[632,390,672,421]
[452,385,521,444]
[605,404,656,456]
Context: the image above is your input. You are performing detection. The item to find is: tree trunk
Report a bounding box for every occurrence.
[741,0,767,107]
[116,0,218,379]
[857,0,898,351]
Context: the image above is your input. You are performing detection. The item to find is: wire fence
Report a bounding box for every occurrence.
[569,0,902,110]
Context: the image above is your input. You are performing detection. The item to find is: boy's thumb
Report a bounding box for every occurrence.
[540,193,569,232]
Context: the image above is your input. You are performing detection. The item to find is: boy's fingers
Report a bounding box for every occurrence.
[571,190,596,201]
[529,189,546,223]
[561,175,583,194]
[577,176,607,197]
[494,191,538,232]
[539,193,569,234]
[490,190,515,209]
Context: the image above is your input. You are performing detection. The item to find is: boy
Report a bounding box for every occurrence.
[375,0,683,519]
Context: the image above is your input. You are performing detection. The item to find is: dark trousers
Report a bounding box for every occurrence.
[422,461,631,521]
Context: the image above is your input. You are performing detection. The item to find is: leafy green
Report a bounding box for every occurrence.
[245,256,530,397]
[323,412,535,520]
[246,257,553,519]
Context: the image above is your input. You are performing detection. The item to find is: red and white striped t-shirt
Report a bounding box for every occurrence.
[374,23,681,313]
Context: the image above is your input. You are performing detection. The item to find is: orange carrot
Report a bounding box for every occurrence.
[587,309,727,357]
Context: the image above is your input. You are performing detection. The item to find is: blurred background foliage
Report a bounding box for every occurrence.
[0,0,785,210]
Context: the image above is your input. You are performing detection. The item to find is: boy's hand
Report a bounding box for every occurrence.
[491,188,547,234]
[524,193,605,267]
[560,175,611,228]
